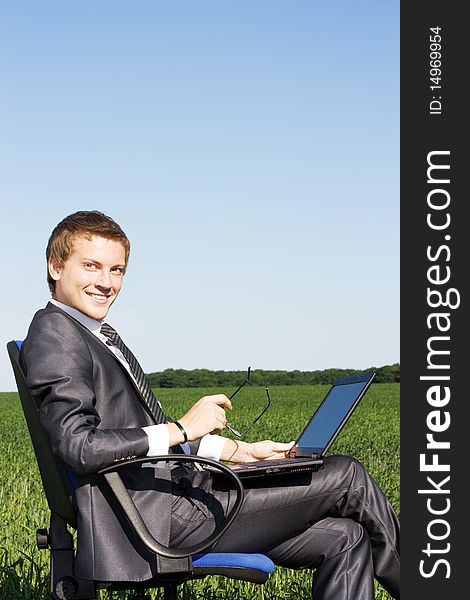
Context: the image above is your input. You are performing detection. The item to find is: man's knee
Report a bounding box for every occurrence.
[320,518,368,560]
[335,518,365,550]
[324,454,366,486]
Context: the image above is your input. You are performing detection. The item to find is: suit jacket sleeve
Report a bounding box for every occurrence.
[21,309,150,475]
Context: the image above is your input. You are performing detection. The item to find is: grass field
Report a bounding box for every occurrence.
[0,384,399,599]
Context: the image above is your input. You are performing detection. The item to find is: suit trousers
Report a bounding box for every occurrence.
[169,455,400,600]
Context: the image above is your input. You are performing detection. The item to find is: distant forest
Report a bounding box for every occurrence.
[147,363,400,388]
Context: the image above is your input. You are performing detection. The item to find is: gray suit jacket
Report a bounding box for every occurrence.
[20,302,199,582]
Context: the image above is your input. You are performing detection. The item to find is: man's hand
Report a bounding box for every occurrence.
[177,394,232,441]
[243,440,296,463]
[220,439,295,463]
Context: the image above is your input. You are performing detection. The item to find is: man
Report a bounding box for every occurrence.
[21,210,400,599]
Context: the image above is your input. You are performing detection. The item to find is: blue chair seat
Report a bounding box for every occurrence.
[192,552,274,583]
[193,552,274,571]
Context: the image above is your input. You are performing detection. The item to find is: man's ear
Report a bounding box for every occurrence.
[48,257,62,281]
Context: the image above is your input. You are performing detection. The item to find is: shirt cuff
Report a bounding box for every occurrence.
[196,434,227,461]
[142,424,170,457]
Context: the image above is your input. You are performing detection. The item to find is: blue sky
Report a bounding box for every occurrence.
[0,1,399,391]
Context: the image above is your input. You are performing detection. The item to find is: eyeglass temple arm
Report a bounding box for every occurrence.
[240,386,271,436]
[228,366,251,400]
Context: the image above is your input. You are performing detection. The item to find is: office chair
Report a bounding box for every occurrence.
[7,340,275,600]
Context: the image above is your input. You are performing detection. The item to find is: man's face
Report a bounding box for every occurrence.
[49,235,127,320]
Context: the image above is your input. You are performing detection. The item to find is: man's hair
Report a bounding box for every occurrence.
[46,210,131,294]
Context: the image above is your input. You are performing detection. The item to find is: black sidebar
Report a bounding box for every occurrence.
[401,3,467,599]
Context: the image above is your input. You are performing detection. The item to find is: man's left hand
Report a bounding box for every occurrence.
[243,440,296,462]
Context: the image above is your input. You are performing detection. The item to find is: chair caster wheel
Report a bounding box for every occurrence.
[55,576,79,600]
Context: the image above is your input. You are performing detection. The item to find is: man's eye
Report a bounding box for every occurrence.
[112,267,124,275]
[84,263,97,269]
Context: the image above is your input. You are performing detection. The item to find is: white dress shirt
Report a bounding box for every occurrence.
[50,299,227,460]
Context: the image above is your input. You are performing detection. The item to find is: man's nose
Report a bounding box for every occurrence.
[95,270,112,289]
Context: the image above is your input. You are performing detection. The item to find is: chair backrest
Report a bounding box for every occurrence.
[6,340,77,528]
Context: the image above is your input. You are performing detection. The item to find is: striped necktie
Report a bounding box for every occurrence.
[100,322,166,424]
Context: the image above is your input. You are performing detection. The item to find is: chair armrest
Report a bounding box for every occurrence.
[98,454,244,559]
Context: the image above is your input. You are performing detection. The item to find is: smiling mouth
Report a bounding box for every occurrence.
[86,292,112,304]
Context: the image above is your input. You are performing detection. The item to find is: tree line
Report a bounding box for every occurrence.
[147,363,400,388]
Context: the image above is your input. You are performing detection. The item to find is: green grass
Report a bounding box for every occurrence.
[0,384,399,599]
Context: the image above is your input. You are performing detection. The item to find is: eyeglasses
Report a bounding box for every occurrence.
[226,366,271,438]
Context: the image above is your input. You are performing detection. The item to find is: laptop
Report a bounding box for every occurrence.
[230,372,376,479]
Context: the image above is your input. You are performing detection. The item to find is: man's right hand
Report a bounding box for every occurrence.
[177,394,233,441]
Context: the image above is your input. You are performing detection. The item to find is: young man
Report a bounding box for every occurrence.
[21,211,400,599]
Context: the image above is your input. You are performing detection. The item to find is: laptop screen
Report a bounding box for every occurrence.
[295,374,374,456]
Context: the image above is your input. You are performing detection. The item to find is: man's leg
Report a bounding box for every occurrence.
[267,518,375,600]
[169,454,399,599]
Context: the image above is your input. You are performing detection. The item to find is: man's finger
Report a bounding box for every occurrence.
[206,394,232,410]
